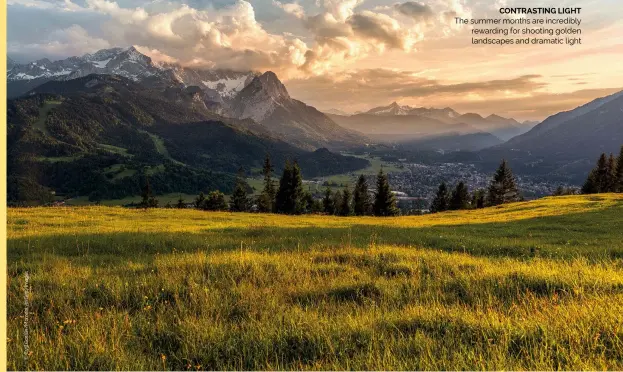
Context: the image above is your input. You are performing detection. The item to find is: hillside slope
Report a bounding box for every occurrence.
[468,90,623,183]
[7,75,369,203]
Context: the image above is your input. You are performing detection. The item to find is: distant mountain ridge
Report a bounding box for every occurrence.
[493,90,623,157]
[353,102,534,141]
[472,89,623,183]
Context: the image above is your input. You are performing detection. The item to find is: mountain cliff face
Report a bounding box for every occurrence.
[365,102,460,121]
[230,71,367,150]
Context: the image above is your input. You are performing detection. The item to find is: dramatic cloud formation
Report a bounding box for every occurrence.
[286,68,546,107]
[285,69,622,119]
[7,0,623,119]
[7,0,446,77]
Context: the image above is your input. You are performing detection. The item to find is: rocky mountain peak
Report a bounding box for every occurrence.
[253,71,290,100]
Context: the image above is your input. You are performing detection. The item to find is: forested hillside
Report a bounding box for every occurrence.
[7,75,369,204]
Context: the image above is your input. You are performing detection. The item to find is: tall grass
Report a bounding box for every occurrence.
[6,194,623,370]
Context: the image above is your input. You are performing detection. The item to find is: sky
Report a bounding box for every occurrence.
[7,0,623,120]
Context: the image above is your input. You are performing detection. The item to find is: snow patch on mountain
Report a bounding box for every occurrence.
[8,47,257,103]
[92,59,111,68]
[202,75,249,98]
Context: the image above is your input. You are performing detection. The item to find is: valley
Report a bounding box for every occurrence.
[6,47,623,209]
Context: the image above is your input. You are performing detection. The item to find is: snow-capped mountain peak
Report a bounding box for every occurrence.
[7,47,261,102]
[365,102,461,120]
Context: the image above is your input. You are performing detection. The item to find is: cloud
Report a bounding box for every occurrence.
[392,74,546,97]
[319,0,363,22]
[8,25,111,60]
[347,11,418,51]
[394,1,434,20]
[272,0,305,18]
[7,0,470,76]
[285,69,559,118]
[286,68,623,120]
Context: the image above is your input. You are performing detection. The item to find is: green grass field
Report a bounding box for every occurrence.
[7,194,623,370]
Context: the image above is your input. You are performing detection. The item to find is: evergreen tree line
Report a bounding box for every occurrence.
[255,155,399,216]
[581,145,623,194]
[140,154,400,216]
[430,159,520,213]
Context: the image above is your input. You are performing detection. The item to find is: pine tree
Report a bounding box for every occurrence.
[205,191,227,211]
[275,160,292,213]
[195,192,206,209]
[147,196,159,208]
[311,199,324,213]
[449,181,469,210]
[275,160,305,214]
[487,159,519,206]
[581,170,598,194]
[291,162,305,214]
[176,195,185,209]
[230,168,250,212]
[616,145,623,192]
[140,177,152,209]
[595,153,609,192]
[303,191,315,214]
[373,168,399,216]
[323,187,334,215]
[606,153,617,192]
[258,154,276,212]
[339,185,353,216]
[353,174,370,216]
[430,182,449,213]
[332,190,343,216]
[473,189,485,208]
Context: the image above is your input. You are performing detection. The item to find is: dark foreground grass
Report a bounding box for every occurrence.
[6,194,623,370]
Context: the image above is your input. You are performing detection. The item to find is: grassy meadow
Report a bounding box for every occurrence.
[6,194,623,370]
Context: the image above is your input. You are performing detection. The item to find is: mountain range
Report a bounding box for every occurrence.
[327,102,536,146]
[8,47,367,151]
[7,46,623,202]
